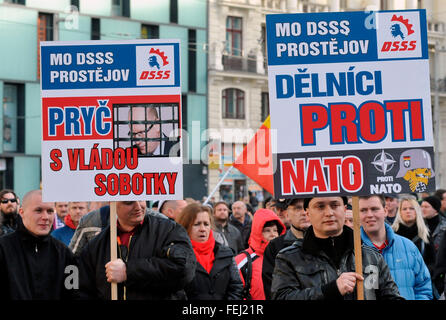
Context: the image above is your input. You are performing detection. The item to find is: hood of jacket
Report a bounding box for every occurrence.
[248,209,286,256]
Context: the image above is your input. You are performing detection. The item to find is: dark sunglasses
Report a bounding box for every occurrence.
[1,198,17,204]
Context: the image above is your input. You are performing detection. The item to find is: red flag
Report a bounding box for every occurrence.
[233,116,274,195]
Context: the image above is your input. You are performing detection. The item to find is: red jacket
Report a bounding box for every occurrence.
[235,209,285,300]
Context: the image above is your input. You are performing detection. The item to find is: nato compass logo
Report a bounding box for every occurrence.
[390,15,415,40]
[148,48,169,69]
[372,150,396,175]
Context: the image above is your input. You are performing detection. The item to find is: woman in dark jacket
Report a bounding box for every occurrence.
[176,203,243,300]
[392,197,436,274]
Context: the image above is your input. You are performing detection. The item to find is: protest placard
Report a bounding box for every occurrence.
[266,9,435,198]
[40,39,183,202]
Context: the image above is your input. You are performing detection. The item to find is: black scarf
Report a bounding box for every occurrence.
[396,223,419,242]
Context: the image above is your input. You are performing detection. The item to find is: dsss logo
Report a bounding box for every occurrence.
[139,48,171,80]
[381,15,416,52]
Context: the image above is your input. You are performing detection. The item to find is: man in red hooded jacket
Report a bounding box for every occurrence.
[235,209,285,300]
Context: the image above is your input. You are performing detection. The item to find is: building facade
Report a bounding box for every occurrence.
[0,0,208,200]
[207,0,446,202]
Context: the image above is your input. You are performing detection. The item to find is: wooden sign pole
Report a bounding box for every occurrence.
[351,196,364,300]
[110,201,118,300]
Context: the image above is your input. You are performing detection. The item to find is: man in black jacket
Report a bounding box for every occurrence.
[0,190,77,299]
[78,200,196,300]
[262,198,310,299]
[213,201,244,254]
[271,196,402,300]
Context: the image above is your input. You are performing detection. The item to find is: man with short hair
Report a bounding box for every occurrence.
[0,189,20,236]
[69,201,165,255]
[0,190,77,299]
[262,198,310,299]
[229,201,252,249]
[212,201,244,254]
[359,195,432,300]
[54,202,69,230]
[159,200,187,220]
[384,194,399,225]
[78,200,196,300]
[272,198,291,229]
[272,196,402,300]
[52,202,89,246]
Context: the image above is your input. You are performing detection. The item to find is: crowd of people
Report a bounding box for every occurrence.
[0,186,446,301]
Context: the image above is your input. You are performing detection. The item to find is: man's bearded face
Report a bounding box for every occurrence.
[0,192,18,215]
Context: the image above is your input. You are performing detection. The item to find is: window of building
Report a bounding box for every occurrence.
[261,92,269,122]
[3,83,25,153]
[71,0,79,10]
[112,0,130,17]
[181,93,188,156]
[4,0,25,4]
[91,18,100,40]
[37,12,53,80]
[0,158,14,190]
[188,29,197,92]
[226,16,242,56]
[222,88,245,119]
[261,24,267,68]
[38,12,53,41]
[170,0,178,24]
[141,24,159,39]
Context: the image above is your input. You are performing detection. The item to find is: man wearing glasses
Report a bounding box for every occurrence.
[128,106,177,157]
[0,189,20,236]
[262,198,310,299]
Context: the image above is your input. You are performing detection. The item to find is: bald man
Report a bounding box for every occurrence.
[159,200,187,220]
[229,201,252,249]
[0,190,77,299]
[128,106,178,156]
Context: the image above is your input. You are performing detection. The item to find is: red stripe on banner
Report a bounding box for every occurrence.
[42,95,181,141]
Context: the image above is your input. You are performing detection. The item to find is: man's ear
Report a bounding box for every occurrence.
[18,207,25,219]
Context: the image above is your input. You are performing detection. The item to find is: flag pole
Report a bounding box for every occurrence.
[110,201,118,300]
[203,166,233,205]
[352,196,364,300]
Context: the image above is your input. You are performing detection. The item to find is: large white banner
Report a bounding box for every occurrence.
[40,39,183,201]
[266,10,435,198]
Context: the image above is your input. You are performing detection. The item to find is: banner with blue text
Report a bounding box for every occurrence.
[40,40,183,201]
[266,10,435,198]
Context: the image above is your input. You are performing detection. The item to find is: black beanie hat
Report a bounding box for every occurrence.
[422,196,441,213]
[304,196,348,210]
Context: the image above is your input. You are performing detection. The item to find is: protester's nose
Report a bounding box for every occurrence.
[41,210,50,220]
[323,206,334,217]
